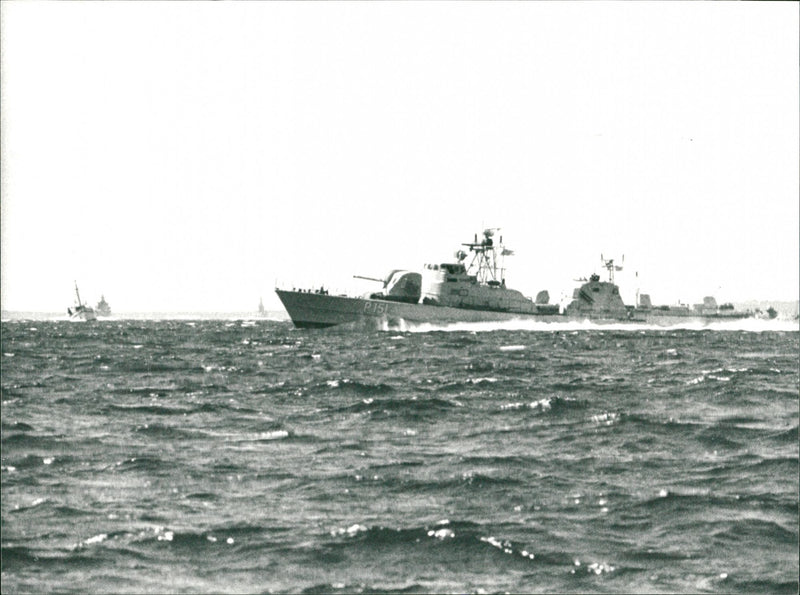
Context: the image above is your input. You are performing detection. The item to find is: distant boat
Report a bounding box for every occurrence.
[96,295,112,317]
[258,296,267,317]
[67,282,97,321]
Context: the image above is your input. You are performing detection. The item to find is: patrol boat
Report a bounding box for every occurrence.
[565,256,754,324]
[276,229,560,328]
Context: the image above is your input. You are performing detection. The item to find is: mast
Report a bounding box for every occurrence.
[74,281,83,306]
[600,254,623,285]
[460,228,509,284]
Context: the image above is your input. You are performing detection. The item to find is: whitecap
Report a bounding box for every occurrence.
[530,398,552,411]
[427,528,455,540]
[330,523,367,537]
[587,561,615,575]
[85,533,108,545]
[259,430,289,441]
[499,345,525,351]
[591,412,619,425]
[500,402,525,410]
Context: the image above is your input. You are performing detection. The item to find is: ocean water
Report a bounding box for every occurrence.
[1,318,798,594]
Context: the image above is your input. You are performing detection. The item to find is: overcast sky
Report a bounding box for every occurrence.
[2,1,798,313]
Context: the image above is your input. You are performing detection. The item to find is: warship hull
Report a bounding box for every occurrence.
[632,310,750,325]
[276,290,562,329]
[278,290,754,329]
[569,311,752,326]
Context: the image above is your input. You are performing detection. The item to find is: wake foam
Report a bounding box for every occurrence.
[392,317,799,333]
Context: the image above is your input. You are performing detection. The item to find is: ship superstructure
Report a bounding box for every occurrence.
[565,255,752,323]
[420,229,556,314]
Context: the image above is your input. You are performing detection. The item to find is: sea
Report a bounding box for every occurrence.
[2,316,798,594]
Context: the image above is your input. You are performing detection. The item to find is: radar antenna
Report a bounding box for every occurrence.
[600,254,624,285]
[462,228,510,284]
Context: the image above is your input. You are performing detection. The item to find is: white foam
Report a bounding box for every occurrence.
[395,317,799,333]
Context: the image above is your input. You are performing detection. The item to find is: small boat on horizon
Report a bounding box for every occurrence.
[96,294,112,317]
[67,282,97,321]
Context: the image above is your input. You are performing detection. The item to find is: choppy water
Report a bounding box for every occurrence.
[2,318,798,594]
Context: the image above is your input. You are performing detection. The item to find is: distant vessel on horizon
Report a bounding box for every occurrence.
[67,282,97,321]
[96,295,112,317]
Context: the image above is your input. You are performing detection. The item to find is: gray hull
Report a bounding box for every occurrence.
[70,308,97,322]
[631,310,751,325]
[275,290,562,328]
[276,290,754,329]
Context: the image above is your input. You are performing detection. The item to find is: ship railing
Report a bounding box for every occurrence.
[275,280,353,297]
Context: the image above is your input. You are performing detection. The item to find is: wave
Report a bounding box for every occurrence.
[0,420,35,432]
[106,455,171,474]
[724,578,800,594]
[104,404,197,416]
[334,396,462,418]
[132,423,202,440]
[772,425,800,444]
[301,582,425,594]
[383,472,526,493]
[712,518,798,546]
[495,395,586,416]
[320,519,581,571]
[320,378,396,396]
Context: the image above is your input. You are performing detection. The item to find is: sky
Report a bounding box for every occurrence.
[2,1,798,313]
